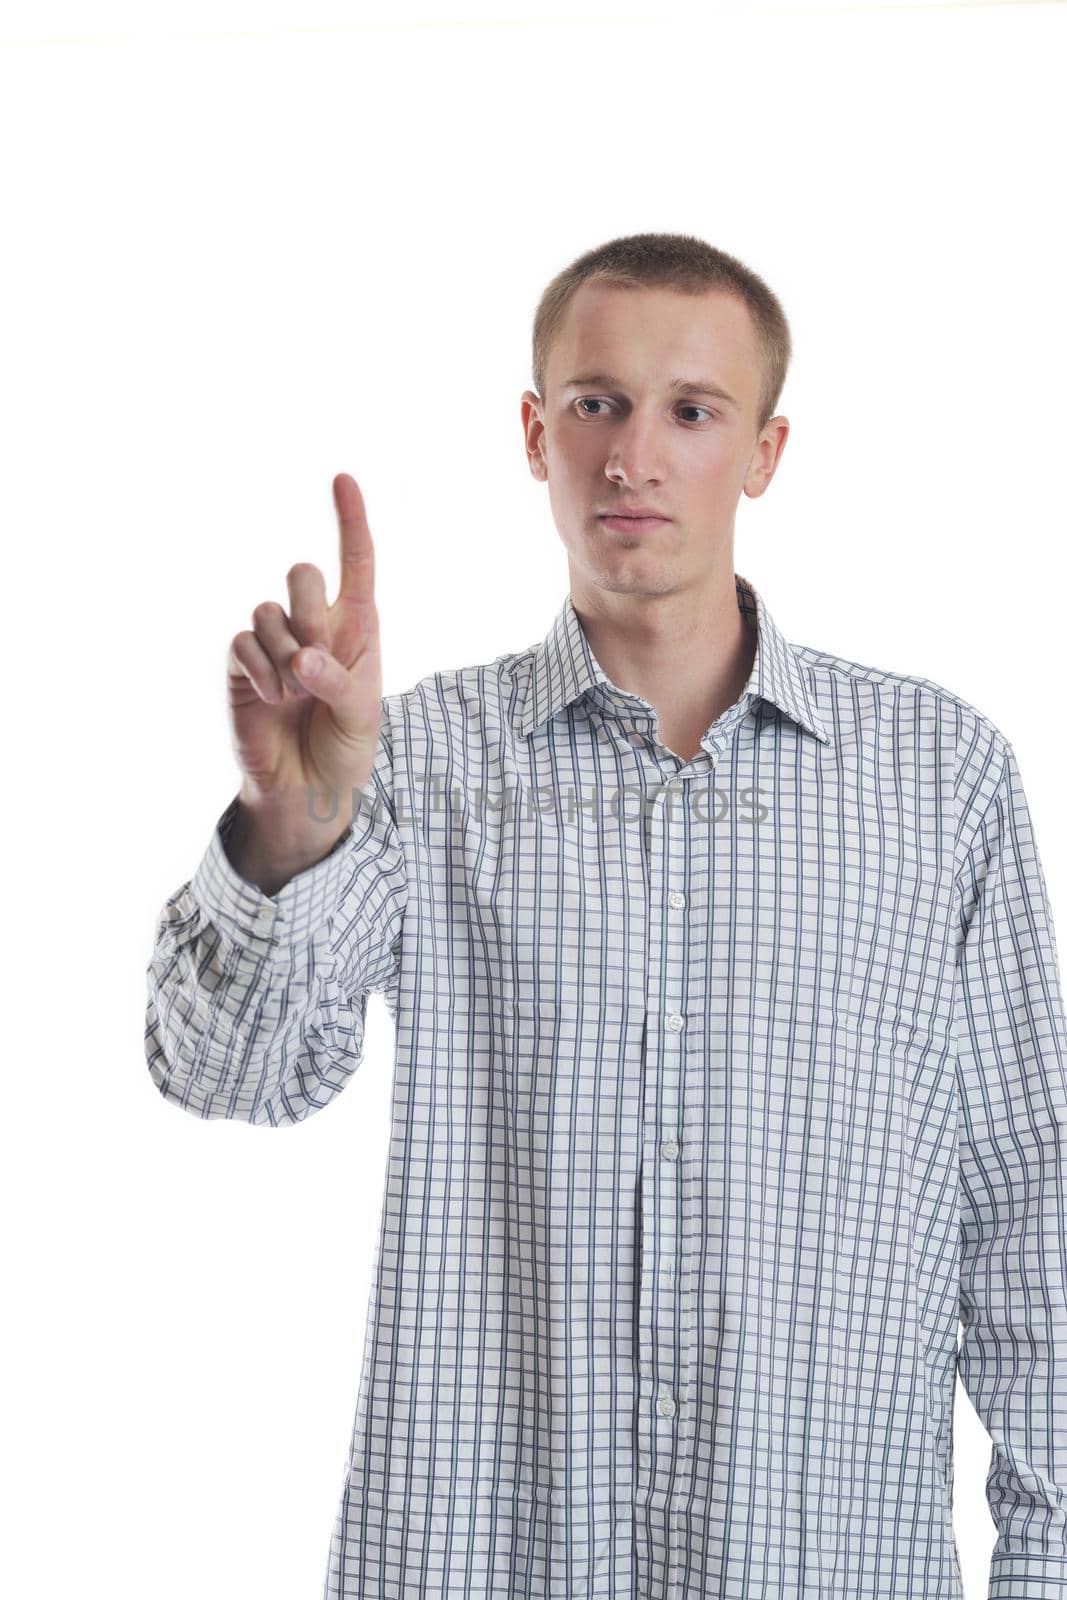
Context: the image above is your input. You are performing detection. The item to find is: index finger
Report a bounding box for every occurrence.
[332,472,375,605]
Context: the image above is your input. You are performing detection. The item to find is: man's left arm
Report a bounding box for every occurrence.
[954,736,1067,1600]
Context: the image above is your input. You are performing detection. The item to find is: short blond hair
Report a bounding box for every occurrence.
[531,231,791,433]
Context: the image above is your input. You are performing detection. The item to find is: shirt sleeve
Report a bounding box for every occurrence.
[953,737,1067,1599]
[144,704,407,1126]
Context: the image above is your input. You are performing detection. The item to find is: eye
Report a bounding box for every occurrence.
[573,397,717,424]
[575,397,613,418]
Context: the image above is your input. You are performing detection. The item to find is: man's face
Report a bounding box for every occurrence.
[521,281,788,599]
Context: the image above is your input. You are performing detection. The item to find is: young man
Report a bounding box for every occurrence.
[145,233,1067,1600]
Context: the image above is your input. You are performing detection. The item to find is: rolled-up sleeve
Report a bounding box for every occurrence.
[954,738,1067,1599]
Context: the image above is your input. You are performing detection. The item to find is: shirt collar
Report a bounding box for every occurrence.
[515,572,832,747]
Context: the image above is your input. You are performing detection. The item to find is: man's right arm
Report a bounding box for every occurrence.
[143,727,407,1127]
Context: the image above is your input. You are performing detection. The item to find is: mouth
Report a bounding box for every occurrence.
[597,513,670,533]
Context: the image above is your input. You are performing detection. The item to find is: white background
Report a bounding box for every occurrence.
[3,1,1065,1595]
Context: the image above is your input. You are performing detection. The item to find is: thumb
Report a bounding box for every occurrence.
[292,644,368,736]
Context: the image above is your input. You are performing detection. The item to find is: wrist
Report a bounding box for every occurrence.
[226,794,352,894]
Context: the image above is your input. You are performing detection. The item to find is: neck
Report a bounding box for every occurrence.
[568,566,756,761]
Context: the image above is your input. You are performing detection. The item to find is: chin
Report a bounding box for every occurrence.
[585,562,675,598]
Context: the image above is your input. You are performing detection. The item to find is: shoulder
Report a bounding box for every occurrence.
[381,641,535,735]
[795,638,1011,753]
[794,639,1013,837]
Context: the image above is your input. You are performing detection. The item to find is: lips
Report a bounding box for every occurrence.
[597,508,668,520]
[598,512,670,532]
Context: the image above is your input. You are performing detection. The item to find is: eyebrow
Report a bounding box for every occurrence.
[560,372,741,411]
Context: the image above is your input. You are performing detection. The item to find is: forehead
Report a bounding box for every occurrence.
[549,280,759,405]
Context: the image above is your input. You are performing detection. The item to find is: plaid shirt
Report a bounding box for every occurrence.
[146,574,1067,1599]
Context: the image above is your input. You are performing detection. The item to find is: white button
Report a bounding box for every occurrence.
[667,890,685,909]
[661,1138,679,1160]
[657,1394,676,1418]
[665,1012,684,1032]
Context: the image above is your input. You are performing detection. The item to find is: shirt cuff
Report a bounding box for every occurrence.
[988,1551,1067,1599]
[189,793,354,955]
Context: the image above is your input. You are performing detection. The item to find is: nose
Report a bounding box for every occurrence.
[604,408,665,487]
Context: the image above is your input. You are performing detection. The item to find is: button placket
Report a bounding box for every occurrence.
[635,769,690,1575]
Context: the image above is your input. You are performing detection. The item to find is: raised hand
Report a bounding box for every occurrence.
[223,472,383,891]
